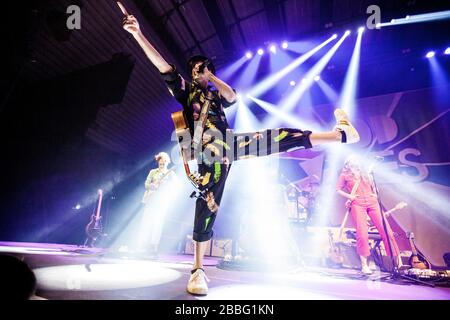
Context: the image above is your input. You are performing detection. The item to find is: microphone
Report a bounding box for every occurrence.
[198,60,210,74]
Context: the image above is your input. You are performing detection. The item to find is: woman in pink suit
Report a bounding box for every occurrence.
[336,156,400,274]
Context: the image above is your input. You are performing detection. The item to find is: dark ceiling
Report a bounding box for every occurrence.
[2,0,450,157]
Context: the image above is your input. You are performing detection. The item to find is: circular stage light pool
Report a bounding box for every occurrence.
[34,261,181,291]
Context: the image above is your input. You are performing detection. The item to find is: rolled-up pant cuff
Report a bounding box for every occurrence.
[192,230,213,242]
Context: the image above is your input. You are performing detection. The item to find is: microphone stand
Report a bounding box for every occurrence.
[368,163,433,287]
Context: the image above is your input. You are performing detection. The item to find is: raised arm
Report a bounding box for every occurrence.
[123,15,172,74]
[208,73,237,103]
[192,64,236,104]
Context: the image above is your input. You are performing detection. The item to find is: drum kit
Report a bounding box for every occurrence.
[286,176,320,224]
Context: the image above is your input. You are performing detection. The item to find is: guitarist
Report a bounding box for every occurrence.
[142,152,173,204]
[122,13,360,295]
[138,152,175,256]
[336,156,401,274]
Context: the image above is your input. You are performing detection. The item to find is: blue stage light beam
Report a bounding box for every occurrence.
[234,54,263,91]
[248,34,337,98]
[217,56,249,81]
[234,97,262,132]
[264,32,350,128]
[287,40,323,54]
[427,56,450,110]
[317,79,339,103]
[269,49,294,75]
[338,27,364,117]
[311,146,347,229]
[378,10,450,28]
[428,54,449,86]
[309,29,363,230]
[248,96,324,132]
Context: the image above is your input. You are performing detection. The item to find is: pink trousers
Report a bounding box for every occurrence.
[351,199,400,258]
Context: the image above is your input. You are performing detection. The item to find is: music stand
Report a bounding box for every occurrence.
[368,165,433,287]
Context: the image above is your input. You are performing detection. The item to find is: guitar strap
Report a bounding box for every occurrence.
[192,89,214,151]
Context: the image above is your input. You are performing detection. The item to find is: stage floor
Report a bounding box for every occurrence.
[1,242,449,300]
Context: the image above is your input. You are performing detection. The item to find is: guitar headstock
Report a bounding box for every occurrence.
[98,189,103,196]
[395,201,407,210]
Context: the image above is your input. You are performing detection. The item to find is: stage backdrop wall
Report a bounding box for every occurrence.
[282,84,450,267]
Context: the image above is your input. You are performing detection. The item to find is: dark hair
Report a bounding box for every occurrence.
[0,254,37,300]
[187,55,216,77]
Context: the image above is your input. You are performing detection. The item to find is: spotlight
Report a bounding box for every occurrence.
[301,78,307,84]
[257,48,264,55]
[289,80,296,86]
[344,30,351,36]
[74,204,81,210]
[405,15,410,20]
[376,23,381,28]
[236,93,242,100]
[281,41,288,49]
[358,26,365,33]
[245,51,253,59]
[332,34,338,39]
[314,75,321,82]
[391,19,396,23]
[269,45,277,54]
[444,47,450,55]
[426,51,435,58]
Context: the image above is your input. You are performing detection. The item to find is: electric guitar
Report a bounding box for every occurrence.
[367,201,408,230]
[141,167,176,204]
[407,232,431,270]
[384,201,408,218]
[85,189,105,247]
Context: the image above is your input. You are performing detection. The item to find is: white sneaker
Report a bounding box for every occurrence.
[334,108,360,144]
[361,265,373,275]
[187,269,210,295]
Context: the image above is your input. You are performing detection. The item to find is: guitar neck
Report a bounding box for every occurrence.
[95,192,103,219]
[408,237,418,256]
[192,93,213,148]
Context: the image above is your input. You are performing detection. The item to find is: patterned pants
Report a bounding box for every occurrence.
[192,128,312,242]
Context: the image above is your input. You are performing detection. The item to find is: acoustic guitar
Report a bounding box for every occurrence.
[327,229,344,267]
[171,91,214,192]
[407,232,431,270]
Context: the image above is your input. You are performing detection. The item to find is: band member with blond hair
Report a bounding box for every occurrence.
[336,156,400,274]
[138,152,175,256]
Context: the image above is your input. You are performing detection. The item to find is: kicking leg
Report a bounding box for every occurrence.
[233,108,360,161]
[309,130,341,146]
